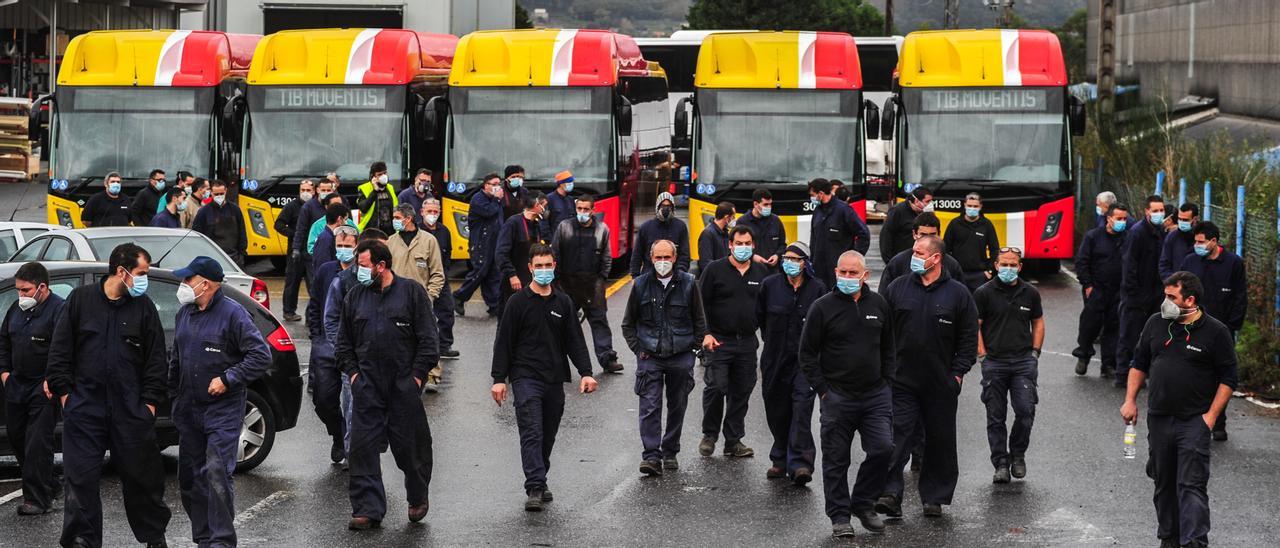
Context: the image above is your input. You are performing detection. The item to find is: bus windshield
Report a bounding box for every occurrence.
[697,89,861,186]
[54,87,214,180]
[246,85,406,184]
[449,87,612,187]
[901,87,1068,185]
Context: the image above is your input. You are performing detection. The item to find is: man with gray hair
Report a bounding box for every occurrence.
[622,239,709,475]
[388,203,446,390]
[1095,191,1117,228]
[943,192,1001,292]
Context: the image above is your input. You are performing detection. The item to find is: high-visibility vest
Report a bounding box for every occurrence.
[356,180,399,230]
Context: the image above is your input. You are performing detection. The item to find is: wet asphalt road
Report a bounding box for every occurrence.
[0,186,1278,546]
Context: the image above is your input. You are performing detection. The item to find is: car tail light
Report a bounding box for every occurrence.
[266,325,295,352]
[252,278,270,308]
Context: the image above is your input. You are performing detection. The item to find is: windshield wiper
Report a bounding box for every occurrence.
[259,174,325,195]
[714,179,791,197]
[927,178,1005,196]
[959,180,1061,198]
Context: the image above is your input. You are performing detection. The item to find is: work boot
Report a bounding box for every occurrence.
[766,466,786,479]
[874,495,903,518]
[909,454,922,472]
[602,360,624,374]
[854,508,886,533]
[441,348,460,359]
[283,312,302,322]
[723,441,754,458]
[454,300,466,317]
[792,468,813,487]
[663,456,680,470]
[16,502,48,516]
[993,464,1011,484]
[348,516,380,530]
[640,460,663,477]
[1158,538,1178,548]
[408,502,429,523]
[525,491,545,512]
[1212,429,1228,442]
[330,437,346,464]
[1099,363,1115,378]
[145,542,168,548]
[1011,457,1027,479]
[698,436,715,456]
[68,539,92,548]
[1074,358,1088,376]
[922,503,943,517]
[541,489,554,502]
[423,381,440,394]
[831,522,856,538]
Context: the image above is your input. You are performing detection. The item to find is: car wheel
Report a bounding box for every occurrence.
[236,389,277,472]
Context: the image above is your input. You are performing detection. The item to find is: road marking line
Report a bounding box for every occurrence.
[1061,267,1080,285]
[233,490,291,527]
[0,489,22,506]
[605,275,632,298]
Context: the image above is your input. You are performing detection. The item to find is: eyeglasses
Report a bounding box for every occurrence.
[999,247,1023,256]
[782,256,804,263]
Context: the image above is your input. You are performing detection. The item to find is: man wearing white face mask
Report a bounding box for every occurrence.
[356,161,399,235]
[0,262,66,516]
[169,257,270,548]
[421,199,458,359]
[397,169,434,214]
[191,180,248,266]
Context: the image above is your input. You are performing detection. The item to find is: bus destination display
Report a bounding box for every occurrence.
[920,89,1050,113]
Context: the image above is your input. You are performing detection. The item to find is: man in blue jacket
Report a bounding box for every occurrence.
[421,199,458,358]
[454,173,506,317]
[808,178,870,289]
[308,225,360,464]
[1159,202,1199,280]
[737,189,785,273]
[0,262,65,516]
[46,244,171,548]
[169,257,271,548]
[630,192,691,277]
[1073,203,1129,377]
[495,192,548,319]
[876,235,978,519]
[1179,221,1246,441]
[336,240,437,529]
[1117,195,1167,386]
[756,242,827,484]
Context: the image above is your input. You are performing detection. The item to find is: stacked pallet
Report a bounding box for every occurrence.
[0,97,33,182]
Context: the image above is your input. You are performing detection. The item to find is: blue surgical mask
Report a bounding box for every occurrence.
[356,265,374,286]
[782,260,803,277]
[533,268,555,286]
[760,206,772,217]
[1193,243,1210,257]
[809,197,821,208]
[576,212,592,224]
[1177,220,1193,232]
[108,182,122,195]
[176,200,187,212]
[393,219,405,232]
[336,247,355,264]
[965,206,980,218]
[563,182,574,192]
[154,179,166,191]
[1150,212,1165,225]
[732,245,753,262]
[997,266,1019,284]
[1112,219,1127,232]
[835,276,862,295]
[910,255,929,275]
[509,177,523,188]
[126,272,148,297]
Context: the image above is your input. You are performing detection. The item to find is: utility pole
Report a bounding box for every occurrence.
[943,0,960,29]
[884,0,894,36]
[984,0,1016,28]
[1097,0,1117,117]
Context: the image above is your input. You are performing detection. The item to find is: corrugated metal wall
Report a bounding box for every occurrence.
[0,1,177,31]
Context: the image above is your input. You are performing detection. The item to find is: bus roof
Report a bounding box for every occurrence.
[449,29,653,88]
[694,31,862,90]
[248,28,457,86]
[58,30,261,87]
[897,29,1066,88]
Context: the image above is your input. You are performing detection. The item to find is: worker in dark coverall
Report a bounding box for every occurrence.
[1072,203,1130,378]
[1117,195,1167,387]
[46,243,171,548]
[336,240,437,530]
[807,178,870,289]
[0,262,65,516]
[453,173,506,317]
[169,257,271,548]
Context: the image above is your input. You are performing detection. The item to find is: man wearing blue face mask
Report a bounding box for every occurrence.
[1117,195,1168,387]
[1159,202,1199,280]
[943,193,1001,292]
[550,194,622,374]
[757,242,827,485]
[80,171,132,227]
[1178,221,1245,441]
[150,186,187,228]
[310,225,361,464]
[698,226,769,459]
[544,171,576,232]
[1073,203,1130,378]
[974,248,1044,484]
[697,201,735,278]
[46,243,171,548]
[808,178,870,289]
[502,165,531,220]
[129,168,167,227]
[737,189,785,272]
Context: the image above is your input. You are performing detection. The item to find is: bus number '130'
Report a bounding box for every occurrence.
[802,200,817,212]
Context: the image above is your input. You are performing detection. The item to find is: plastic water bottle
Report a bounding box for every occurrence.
[1123,424,1137,459]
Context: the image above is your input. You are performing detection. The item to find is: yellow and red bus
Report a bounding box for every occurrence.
[436,29,670,264]
[676,31,875,258]
[39,30,260,228]
[232,28,456,258]
[887,29,1086,267]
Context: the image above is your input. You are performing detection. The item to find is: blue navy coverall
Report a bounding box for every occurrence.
[309,259,347,448]
[756,271,827,476]
[454,190,504,315]
[336,275,437,522]
[0,293,65,511]
[169,289,270,547]
[1072,225,1125,374]
[1117,217,1166,384]
[424,221,456,352]
[46,279,171,548]
[1159,228,1195,281]
[809,198,871,289]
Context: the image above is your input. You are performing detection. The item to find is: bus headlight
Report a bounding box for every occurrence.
[1041,211,1062,240]
[249,209,269,238]
[454,212,470,239]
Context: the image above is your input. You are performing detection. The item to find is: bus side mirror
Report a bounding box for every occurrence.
[880,98,896,141]
[863,100,880,139]
[1069,95,1087,136]
[222,94,246,149]
[673,96,692,144]
[29,94,53,144]
[424,96,449,140]
[617,97,633,136]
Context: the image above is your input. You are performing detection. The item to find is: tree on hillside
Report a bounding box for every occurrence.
[687,0,886,36]
[1054,8,1088,84]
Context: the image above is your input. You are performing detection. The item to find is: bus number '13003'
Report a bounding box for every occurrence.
[931,199,963,210]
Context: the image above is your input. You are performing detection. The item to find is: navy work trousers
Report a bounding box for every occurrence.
[454,250,501,315]
[635,352,695,462]
[820,385,894,524]
[4,378,58,510]
[1116,300,1158,384]
[760,351,816,474]
[701,337,758,445]
[980,356,1039,467]
[1147,413,1213,547]
[1073,288,1120,371]
[884,384,960,505]
[309,337,346,443]
[512,377,565,494]
[174,394,245,547]
[347,375,433,521]
[432,287,456,352]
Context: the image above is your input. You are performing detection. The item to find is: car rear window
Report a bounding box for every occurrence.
[87,234,237,271]
[0,231,16,260]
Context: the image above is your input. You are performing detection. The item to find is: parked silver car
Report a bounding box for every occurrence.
[0,221,66,260]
